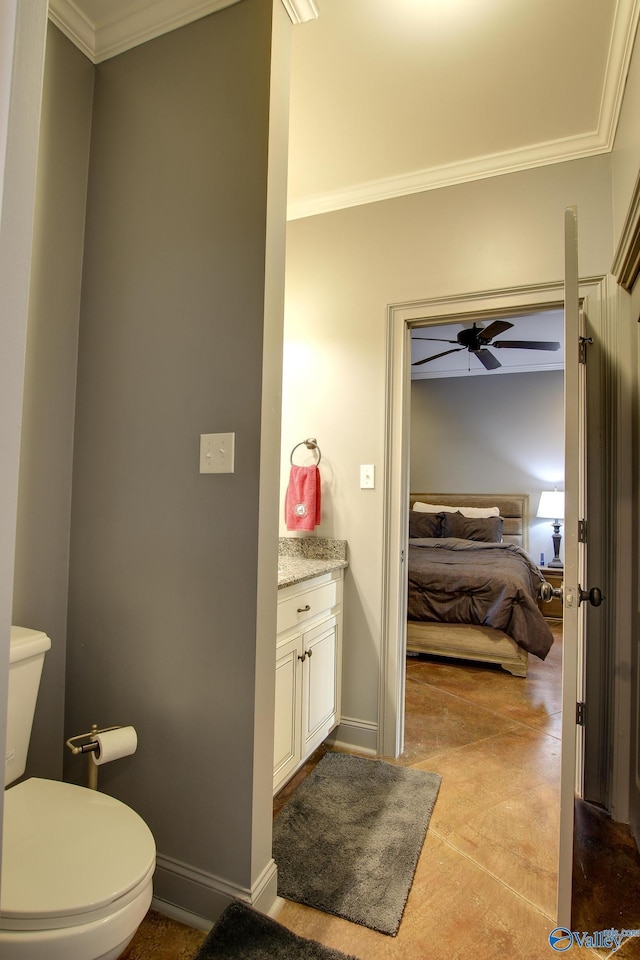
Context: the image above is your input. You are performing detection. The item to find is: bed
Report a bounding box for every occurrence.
[407,493,554,677]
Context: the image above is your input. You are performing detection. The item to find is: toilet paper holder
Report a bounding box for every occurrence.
[66,724,123,790]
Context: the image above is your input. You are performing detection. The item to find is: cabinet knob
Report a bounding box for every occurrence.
[297,652,307,662]
[297,604,311,614]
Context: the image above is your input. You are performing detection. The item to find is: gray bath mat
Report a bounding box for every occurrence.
[194,901,358,959]
[272,752,441,936]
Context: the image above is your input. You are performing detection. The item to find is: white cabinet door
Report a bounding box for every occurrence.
[273,634,302,792]
[302,616,339,755]
[274,570,344,794]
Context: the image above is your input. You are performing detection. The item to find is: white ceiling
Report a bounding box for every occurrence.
[288,0,638,218]
[411,309,565,380]
[50,0,639,220]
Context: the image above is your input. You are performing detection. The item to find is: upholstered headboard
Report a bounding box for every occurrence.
[409,493,529,550]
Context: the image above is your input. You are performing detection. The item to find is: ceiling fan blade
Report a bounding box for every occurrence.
[476,349,502,370]
[477,319,514,343]
[493,340,561,351]
[412,347,464,367]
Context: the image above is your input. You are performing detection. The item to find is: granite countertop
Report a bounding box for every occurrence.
[278,536,348,589]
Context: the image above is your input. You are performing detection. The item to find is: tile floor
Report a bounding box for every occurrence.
[122,623,640,959]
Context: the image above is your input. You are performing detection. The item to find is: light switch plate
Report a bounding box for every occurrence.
[360,464,375,489]
[200,433,235,474]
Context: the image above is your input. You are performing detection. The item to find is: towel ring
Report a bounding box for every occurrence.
[290,438,322,466]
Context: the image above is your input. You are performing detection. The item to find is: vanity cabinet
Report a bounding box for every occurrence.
[273,571,343,794]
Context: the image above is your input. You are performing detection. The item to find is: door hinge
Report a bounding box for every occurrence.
[401,549,405,563]
[579,336,593,364]
[578,519,587,543]
[576,701,586,726]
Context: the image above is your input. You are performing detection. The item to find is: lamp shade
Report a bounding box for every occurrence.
[537,490,565,520]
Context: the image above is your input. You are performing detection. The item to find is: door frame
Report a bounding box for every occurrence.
[378,274,608,823]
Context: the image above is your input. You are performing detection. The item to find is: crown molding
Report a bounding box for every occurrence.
[48,0,317,63]
[287,130,612,221]
[48,0,242,63]
[596,0,640,147]
[47,0,96,61]
[280,0,319,25]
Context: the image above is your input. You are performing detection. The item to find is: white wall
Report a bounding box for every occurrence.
[410,370,565,566]
[282,156,613,748]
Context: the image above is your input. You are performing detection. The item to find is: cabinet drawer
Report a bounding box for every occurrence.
[277,580,337,636]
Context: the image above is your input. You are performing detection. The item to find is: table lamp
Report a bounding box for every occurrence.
[537,489,565,568]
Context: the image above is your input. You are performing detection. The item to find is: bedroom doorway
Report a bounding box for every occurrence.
[380,271,609,923]
[406,306,565,921]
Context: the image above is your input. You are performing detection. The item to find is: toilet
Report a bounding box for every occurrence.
[0,627,156,960]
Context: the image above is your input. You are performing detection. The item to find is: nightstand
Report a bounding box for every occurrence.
[538,567,564,620]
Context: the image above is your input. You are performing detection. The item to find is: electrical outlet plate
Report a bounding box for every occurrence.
[360,464,375,489]
[200,433,235,474]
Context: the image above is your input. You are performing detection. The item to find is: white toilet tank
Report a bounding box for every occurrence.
[6,626,51,787]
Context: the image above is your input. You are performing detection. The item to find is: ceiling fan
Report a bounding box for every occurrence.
[412,320,561,371]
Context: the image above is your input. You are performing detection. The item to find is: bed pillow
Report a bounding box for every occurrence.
[413,501,500,518]
[409,511,443,538]
[412,501,458,514]
[441,511,504,542]
[456,505,500,518]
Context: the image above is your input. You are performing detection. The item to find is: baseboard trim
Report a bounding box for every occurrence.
[153,852,279,924]
[327,716,378,755]
[151,897,212,932]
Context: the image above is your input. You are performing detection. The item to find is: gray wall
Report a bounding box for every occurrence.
[13,23,94,780]
[410,370,565,565]
[61,0,281,913]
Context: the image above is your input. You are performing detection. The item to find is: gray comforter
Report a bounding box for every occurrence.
[407,538,554,659]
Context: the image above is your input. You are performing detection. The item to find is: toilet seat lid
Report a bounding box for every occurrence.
[1,778,156,921]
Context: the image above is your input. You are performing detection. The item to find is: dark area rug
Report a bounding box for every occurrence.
[193,901,359,960]
[272,752,441,936]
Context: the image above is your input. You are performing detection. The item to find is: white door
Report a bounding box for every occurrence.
[557,205,602,925]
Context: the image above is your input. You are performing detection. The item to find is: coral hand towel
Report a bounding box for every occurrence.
[285,466,321,531]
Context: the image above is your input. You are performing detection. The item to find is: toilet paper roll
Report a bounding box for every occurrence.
[90,726,138,766]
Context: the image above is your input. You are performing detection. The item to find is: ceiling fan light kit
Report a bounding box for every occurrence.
[412,320,561,370]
